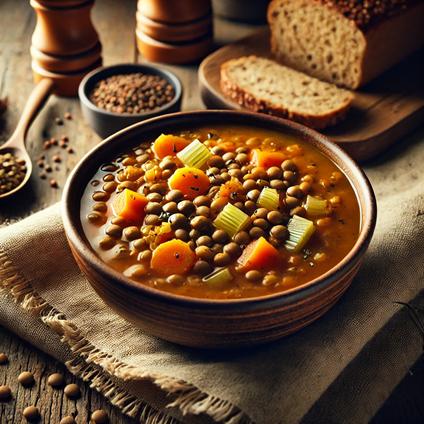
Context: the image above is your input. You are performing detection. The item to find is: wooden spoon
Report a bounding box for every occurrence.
[0,78,55,199]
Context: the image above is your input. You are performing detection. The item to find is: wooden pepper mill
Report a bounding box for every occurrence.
[136,0,213,64]
[30,0,102,96]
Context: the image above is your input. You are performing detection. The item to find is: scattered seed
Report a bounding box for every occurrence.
[50,179,57,187]
[92,409,108,423]
[51,137,57,145]
[39,172,46,179]
[52,155,60,163]
[44,141,51,149]
[37,160,44,167]
[60,140,67,148]
[0,353,8,364]
[18,371,35,385]
[66,146,73,153]
[45,164,52,172]
[55,117,63,125]
[64,112,71,119]
[61,135,68,141]
[64,383,80,398]
[23,406,39,420]
[60,416,76,424]
[48,372,64,387]
[0,385,11,399]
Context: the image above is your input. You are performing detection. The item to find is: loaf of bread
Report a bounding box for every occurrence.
[268,0,424,89]
[220,55,354,129]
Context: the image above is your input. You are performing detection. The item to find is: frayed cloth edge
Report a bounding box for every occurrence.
[0,251,252,424]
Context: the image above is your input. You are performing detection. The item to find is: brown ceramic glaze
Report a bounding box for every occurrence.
[136,11,212,43]
[136,29,213,64]
[62,111,377,349]
[137,0,211,24]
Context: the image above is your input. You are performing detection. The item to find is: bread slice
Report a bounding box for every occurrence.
[220,56,354,129]
[267,0,424,89]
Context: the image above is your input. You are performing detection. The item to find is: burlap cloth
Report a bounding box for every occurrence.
[1,129,424,424]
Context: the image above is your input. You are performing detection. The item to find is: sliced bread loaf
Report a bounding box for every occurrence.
[220,55,354,129]
[267,0,424,89]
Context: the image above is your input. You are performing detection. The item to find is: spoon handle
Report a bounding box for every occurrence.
[8,78,55,145]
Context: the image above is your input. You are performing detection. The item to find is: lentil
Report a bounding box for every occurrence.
[92,409,108,424]
[89,73,175,114]
[23,406,39,420]
[0,153,27,194]
[64,383,80,398]
[0,353,8,364]
[0,385,11,399]
[60,417,76,424]
[48,373,64,387]
[18,371,34,385]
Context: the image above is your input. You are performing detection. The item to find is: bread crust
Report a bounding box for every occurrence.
[220,57,353,130]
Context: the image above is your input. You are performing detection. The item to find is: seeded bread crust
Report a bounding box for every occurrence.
[220,56,354,129]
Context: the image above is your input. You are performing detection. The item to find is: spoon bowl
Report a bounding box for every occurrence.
[0,78,55,199]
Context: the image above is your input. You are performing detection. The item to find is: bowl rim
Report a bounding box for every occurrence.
[62,110,377,311]
[78,63,182,119]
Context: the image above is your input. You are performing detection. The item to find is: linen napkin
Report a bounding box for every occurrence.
[1,128,424,424]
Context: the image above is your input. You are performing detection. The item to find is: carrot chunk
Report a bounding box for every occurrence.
[152,134,191,159]
[250,149,286,169]
[112,189,148,224]
[237,237,281,271]
[219,177,244,200]
[168,167,210,200]
[151,239,196,276]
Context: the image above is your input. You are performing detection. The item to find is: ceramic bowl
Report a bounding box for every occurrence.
[78,63,182,139]
[62,111,376,349]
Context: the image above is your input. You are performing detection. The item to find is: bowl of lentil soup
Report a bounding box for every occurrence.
[78,63,182,139]
[62,110,376,348]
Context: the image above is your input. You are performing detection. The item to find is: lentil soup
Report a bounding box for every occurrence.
[81,125,360,299]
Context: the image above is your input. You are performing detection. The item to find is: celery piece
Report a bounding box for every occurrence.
[176,139,212,169]
[257,187,279,211]
[213,203,251,238]
[305,195,327,215]
[203,267,233,289]
[285,215,315,253]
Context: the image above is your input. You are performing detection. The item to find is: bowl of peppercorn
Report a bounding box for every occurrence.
[78,63,182,139]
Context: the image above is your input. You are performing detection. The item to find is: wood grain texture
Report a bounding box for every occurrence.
[198,27,424,162]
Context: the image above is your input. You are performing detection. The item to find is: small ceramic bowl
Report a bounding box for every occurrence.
[62,111,377,349]
[78,63,182,139]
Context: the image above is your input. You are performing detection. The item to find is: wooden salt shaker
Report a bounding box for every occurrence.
[136,0,213,64]
[30,0,102,96]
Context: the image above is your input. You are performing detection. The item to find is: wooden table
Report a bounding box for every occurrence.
[0,1,423,423]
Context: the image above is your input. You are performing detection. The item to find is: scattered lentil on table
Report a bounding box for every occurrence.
[89,73,175,114]
[18,371,34,385]
[23,405,39,420]
[0,385,11,399]
[48,372,64,387]
[0,353,8,364]
[91,409,109,423]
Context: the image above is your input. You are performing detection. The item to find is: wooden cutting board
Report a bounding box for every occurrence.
[199,27,424,162]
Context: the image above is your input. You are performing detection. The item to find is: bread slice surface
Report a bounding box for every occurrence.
[220,55,354,129]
